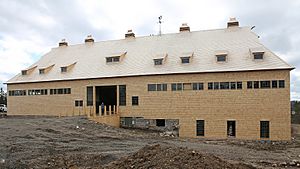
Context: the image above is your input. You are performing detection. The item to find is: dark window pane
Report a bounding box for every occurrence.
[171,83,177,91]
[119,85,126,106]
[157,84,162,91]
[230,82,236,90]
[87,86,93,106]
[254,53,264,59]
[148,84,156,91]
[61,67,67,72]
[154,59,163,65]
[198,83,203,90]
[279,80,285,88]
[181,57,190,64]
[162,84,167,91]
[75,100,79,107]
[177,83,182,90]
[220,82,229,89]
[216,55,226,62]
[254,81,259,89]
[106,57,112,63]
[247,81,253,89]
[213,82,219,90]
[50,89,53,95]
[260,81,270,89]
[58,89,63,94]
[113,56,120,62]
[272,80,278,88]
[79,100,83,107]
[132,96,139,106]
[156,119,165,127]
[260,121,270,138]
[237,82,242,89]
[208,82,213,90]
[196,120,205,136]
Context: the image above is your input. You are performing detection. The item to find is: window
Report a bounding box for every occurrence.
[87,86,93,106]
[39,69,45,74]
[213,82,219,90]
[196,120,205,136]
[61,67,67,73]
[154,59,163,65]
[28,89,48,96]
[156,119,165,127]
[237,82,242,89]
[260,121,270,138]
[75,100,83,107]
[279,80,285,88]
[106,56,120,63]
[208,82,213,90]
[171,83,183,91]
[227,121,236,137]
[216,55,226,62]
[220,82,229,89]
[132,96,139,106]
[254,81,259,89]
[8,90,26,96]
[272,80,278,88]
[230,82,236,90]
[253,53,264,60]
[119,85,126,106]
[148,84,167,91]
[22,70,27,75]
[181,57,190,64]
[247,81,253,89]
[192,83,204,90]
[260,81,270,88]
[49,88,71,95]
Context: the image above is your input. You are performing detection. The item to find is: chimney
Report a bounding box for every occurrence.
[227,17,239,28]
[59,39,68,47]
[125,30,135,38]
[179,23,190,32]
[85,35,94,43]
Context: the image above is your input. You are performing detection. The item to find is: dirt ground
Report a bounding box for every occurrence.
[0,116,300,169]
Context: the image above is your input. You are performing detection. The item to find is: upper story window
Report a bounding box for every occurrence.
[21,66,37,76]
[39,69,45,74]
[216,55,227,62]
[154,59,163,65]
[22,70,27,75]
[250,47,265,60]
[61,67,67,73]
[106,56,120,63]
[181,57,190,64]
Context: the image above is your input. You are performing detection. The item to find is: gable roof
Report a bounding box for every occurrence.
[7,26,293,84]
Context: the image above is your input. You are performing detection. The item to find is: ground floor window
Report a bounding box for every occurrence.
[132,96,139,106]
[196,120,205,136]
[75,100,83,107]
[227,121,236,137]
[260,121,270,138]
[156,119,165,127]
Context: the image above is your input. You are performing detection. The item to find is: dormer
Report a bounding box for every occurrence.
[179,23,190,32]
[61,62,76,73]
[21,66,37,75]
[250,47,265,60]
[215,50,228,62]
[106,52,127,63]
[153,53,168,66]
[39,64,55,74]
[58,39,68,47]
[85,35,94,43]
[180,52,194,64]
[227,17,239,28]
[125,30,135,38]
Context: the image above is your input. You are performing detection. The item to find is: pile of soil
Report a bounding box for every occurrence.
[105,144,255,169]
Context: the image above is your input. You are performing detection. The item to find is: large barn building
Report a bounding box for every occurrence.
[6,18,294,140]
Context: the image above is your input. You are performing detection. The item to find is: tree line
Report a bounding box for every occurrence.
[0,88,7,105]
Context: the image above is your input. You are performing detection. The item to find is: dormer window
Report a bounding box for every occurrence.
[215,50,228,62]
[250,47,265,60]
[21,70,27,75]
[253,52,264,60]
[216,55,227,62]
[154,59,163,65]
[106,56,120,63]
[39,69,45,74]
[61,67,67,73]
[181,57,190,64]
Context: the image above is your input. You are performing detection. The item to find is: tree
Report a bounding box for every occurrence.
[0,88,7,105]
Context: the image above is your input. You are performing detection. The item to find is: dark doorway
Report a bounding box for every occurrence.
[96,86,117,115]
[227,121,236,137]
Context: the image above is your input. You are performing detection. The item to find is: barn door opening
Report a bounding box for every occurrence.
[95,86,117,115]
[227,121,236,137]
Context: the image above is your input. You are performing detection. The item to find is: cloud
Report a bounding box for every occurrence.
[0,0,299,100]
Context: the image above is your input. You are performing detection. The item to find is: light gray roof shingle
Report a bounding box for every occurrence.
[7,26,293,84]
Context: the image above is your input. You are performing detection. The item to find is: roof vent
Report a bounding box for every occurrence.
[227,17,239,28]
[179,23,190,32]
[59,39,68,47]
[125,30,135,38]
[85,35,94,43]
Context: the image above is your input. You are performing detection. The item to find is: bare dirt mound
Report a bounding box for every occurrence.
[105,144,255,169]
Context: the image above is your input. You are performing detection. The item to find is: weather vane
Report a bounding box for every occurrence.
[158,16,162,36]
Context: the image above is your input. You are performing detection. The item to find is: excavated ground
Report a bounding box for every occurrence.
[0,116,300,169]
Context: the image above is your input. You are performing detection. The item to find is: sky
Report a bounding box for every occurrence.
[0,0,299,100]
